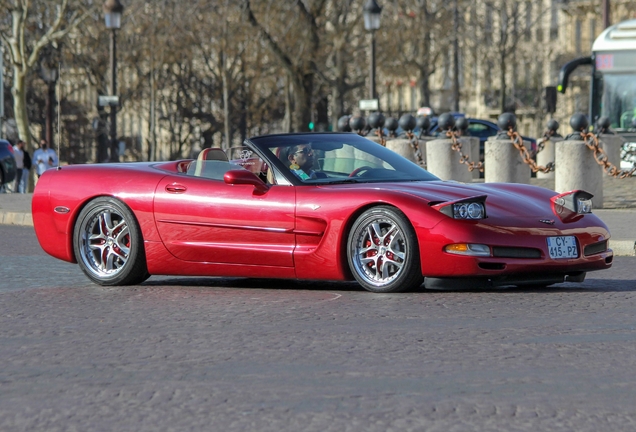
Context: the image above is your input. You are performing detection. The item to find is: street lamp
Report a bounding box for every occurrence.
[363,0,382,104]
[104,0,124,162]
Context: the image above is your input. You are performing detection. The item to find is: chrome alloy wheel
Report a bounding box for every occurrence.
[351,217,406,287]
[79,208,131,278]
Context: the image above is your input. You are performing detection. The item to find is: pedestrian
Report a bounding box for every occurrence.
[21,143,32,193]
[12,140,25,193]
[33,139,58,178]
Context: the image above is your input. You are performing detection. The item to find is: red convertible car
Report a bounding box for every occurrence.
[32,132,613,293]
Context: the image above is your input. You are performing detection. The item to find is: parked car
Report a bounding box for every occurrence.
[428,116,537,160]
[0,139,17,188]
[33,132,612,293]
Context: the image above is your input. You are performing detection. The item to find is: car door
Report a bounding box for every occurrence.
[154,173,296,267]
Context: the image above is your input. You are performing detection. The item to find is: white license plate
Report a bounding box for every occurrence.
[547,236,578,259]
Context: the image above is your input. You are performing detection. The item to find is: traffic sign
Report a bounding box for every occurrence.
[98,95,119,107]
[359,99,379,111]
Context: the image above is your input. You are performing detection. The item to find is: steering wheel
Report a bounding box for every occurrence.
[349,166,374,177]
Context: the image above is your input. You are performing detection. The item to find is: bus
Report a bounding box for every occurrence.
[558,18,636,144]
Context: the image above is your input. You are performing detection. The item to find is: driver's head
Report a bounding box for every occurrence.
[287,144,314,171]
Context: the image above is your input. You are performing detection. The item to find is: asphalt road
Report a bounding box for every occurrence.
[2,225,636,431]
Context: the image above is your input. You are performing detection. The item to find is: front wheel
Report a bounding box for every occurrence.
[347,206,423,293]
[73,197,149,286]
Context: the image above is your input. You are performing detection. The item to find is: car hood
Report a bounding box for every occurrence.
[340,180,560,219]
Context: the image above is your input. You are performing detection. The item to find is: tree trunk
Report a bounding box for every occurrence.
[331,86,344,131]
[418,68,431,108]
[12,70,31,151]
[499,51,507,112]
[283,74,292,133]
[222,49,231,151]
[292,73,313,132]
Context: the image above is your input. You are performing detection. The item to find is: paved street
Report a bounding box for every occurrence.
[1,225,636,431]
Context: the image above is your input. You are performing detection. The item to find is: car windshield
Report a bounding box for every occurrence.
[247,133,439,185]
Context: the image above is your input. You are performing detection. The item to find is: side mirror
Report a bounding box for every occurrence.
[224,169,269,194]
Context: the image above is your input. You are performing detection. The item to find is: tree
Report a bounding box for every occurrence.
[382,1,451,110]
[314,0,366,128]
[243,0,326,132]
[0,0,93,151]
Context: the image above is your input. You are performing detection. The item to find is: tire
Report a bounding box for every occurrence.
[347,206,423,293]
[73,197,149,286]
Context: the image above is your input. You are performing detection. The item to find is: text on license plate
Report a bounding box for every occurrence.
[547,236,578,259]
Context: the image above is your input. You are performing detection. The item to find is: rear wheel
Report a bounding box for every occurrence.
[347,206,423,293]
[73,197,149,286]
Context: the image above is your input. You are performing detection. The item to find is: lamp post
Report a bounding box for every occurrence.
[39,63,58,149]
[363,0,382,105]
[104,0,123,162]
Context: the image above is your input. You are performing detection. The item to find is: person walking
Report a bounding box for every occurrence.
[33,139,58,178]
[12,140,25,193]
[21,143,32,193]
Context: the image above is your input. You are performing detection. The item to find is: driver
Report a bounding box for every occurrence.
[287,144,321,180]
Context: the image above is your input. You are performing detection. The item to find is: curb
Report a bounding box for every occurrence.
[1,211,635,257]
[0,211,33,227]
[610,240,636,257]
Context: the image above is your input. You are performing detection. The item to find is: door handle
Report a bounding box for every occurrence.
[165,184,187,193]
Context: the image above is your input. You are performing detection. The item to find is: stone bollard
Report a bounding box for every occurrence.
[365,135,428,167]
[598,133,625,169]
[484,113,530,184]
[536,120,561,180]
[425,137,473,182]
[536,136,561,179]
[387,137,429,167]
[555,139,603,208]
[555,114,603,208]
[484,137,531,184]
[458,136,480,179]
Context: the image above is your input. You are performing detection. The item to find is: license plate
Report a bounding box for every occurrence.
[547,236,578,259]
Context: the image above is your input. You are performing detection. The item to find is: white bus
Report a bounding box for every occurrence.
[558,19,636,166]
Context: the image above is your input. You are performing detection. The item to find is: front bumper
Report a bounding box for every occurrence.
[417,216,613,278]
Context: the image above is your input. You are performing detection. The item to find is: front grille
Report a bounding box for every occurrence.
[584,240,608,256]
[492,247,542,259]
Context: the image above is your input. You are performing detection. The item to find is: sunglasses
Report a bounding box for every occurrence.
[293,147,313,155]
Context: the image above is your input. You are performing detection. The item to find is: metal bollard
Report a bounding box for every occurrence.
[555,113,603,208]
[484,113,530,184]
[536,120,561,180]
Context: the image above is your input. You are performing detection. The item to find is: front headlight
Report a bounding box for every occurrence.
[551,190,593,222]
[433,195,487,220]
[454,202,485,220]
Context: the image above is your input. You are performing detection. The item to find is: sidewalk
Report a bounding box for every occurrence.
[1,176,635,255]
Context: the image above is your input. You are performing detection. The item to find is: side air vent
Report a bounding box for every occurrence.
[584,240,608,256]
[492,247,542,259]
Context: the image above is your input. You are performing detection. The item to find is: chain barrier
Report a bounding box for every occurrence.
[374,129,386,147]
[535,129,555,155]
[581,132,636,179]
[405,131,425,167]
[507,129,555,173]
[445,130,484,172]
